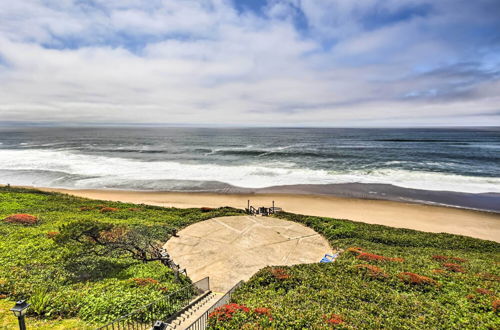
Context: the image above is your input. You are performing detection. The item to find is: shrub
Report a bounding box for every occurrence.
[3,214,38,225]
[398,272,437,286]
[442,263,466,273]
[29,288,54,317]
[355,264,388,279]
[200,207,214,212]
[100,207,119,213]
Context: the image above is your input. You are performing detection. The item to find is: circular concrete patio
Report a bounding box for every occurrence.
[165,215,333,292]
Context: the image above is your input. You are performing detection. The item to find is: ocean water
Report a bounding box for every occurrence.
[0,127,499,194]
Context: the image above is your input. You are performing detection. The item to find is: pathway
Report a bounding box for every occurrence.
[165,215,332,292]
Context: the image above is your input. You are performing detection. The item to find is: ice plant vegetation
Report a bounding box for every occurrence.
[0,187,244,326]
[220,212,499,328]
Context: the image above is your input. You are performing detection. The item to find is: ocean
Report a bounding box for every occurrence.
[0,127,499,211]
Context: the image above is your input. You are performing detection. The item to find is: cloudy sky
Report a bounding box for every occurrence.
[0,0,499,126]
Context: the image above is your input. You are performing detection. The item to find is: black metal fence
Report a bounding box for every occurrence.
[183,280,244,330]
[96,277,209,330]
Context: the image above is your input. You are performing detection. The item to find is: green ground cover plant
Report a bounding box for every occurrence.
[217,212,500,329]
[0,187,243,327]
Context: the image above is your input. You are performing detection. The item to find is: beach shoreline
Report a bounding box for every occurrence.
[21,186,500,243]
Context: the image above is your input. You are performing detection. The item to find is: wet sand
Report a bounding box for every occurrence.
[38,187,500,242]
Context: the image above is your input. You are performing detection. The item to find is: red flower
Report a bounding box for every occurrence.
[254,307,271,315]
[209,303,250,321]
[270,267,291,280]
[323,314,344,325]
[3,214,38,225]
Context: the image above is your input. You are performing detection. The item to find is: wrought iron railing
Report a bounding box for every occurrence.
[184,280,244,330]
[96,277,209,330]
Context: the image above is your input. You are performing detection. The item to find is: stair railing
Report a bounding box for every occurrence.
[183,280,244,330]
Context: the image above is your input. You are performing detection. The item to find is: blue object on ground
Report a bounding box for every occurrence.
[320,253,339,263]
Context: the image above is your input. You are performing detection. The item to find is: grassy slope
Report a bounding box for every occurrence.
[226,212,500,329]
[0,187,244,328]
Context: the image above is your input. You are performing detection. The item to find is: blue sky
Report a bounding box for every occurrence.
[0,0,499,126]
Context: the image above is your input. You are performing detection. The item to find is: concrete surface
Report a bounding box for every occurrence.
[165,215,332,292]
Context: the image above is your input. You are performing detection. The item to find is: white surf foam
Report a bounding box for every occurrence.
[0,149,499,193]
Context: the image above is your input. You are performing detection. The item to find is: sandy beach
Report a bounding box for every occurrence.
[37,187,500,242]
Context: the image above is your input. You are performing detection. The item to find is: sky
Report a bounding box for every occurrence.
[0,0,499,127]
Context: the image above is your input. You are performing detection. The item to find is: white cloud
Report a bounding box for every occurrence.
[0,0,498,126]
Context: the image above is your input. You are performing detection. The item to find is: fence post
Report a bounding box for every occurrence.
[152,320,167,330]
